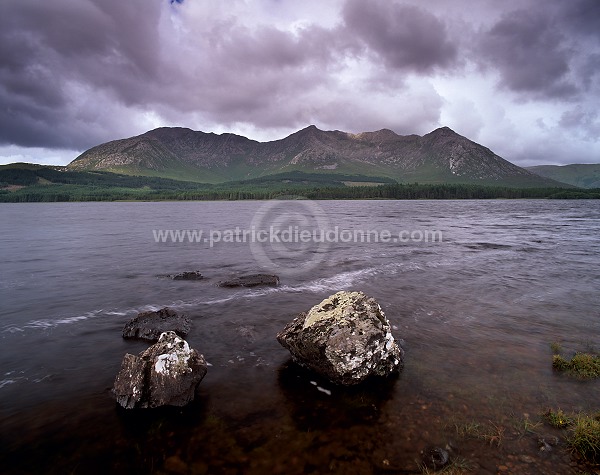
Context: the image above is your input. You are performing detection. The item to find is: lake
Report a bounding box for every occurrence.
[1,200,599,474]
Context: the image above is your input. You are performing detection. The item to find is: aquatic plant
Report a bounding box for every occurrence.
[479,421,505,447]
[550,341,562,354]
[511,414,542,438]
[553,352,600,379]
[452,420,482,439]
[544,408,573,429]
[452,420,504,447]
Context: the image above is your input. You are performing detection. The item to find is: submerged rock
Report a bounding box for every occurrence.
[277,291,404,385]
[218,274,280,288]
[538,435,559,453]
[122,307,191,342]
[170,271,203,280]
[113,331,207,409]
[422,446,450,470]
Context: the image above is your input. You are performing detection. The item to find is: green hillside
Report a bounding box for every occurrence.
[527,164,600,188]
[1,165,597,202]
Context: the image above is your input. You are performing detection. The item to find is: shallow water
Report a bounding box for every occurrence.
[1,200,599,474]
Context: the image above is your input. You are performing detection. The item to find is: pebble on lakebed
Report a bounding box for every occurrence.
[277,290,404,385]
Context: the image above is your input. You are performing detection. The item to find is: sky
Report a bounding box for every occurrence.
[0,0,599,167]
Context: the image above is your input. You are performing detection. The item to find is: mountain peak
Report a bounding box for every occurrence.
[285,124,329,141]
[428,126,457,136]
[298,124,320,133]
[350,128,399,141]
[297,124,323,134]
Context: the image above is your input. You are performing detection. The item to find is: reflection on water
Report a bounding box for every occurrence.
[1,200,599,474]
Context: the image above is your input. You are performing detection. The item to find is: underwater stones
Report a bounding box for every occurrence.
[218,274,280,288]
[122,307,191,342]
[113,331,207,409]
[277,290,404,385]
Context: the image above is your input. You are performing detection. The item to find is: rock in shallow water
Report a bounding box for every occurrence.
[277,291,404,385]
[122,307,191,342]
[113,331,207,409]
[218,274,279,288]
[170,271,203,281]
[422,446,450,470]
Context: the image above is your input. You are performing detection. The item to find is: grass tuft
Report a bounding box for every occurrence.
[552,352,600,379]
[452,420,504,447]
[419,456,475,474]
[568,413,600,464]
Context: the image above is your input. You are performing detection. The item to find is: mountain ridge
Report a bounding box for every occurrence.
[67,125,565,187]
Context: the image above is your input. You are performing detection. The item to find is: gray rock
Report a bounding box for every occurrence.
[113,331,207,409]
[218,274,279,288]
[122,307,191,342]
[277,291,404,385]
[170,271,203,281]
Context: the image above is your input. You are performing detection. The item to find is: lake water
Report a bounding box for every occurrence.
[1,200,599,474]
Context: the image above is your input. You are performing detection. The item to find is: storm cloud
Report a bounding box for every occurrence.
[0,0,598,166]
[478,9,577,99]
[342,0,458,73]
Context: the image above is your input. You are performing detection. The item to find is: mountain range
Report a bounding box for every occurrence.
[67,125,566,188]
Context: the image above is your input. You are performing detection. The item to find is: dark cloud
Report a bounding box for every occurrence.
[478,9,578,99]
[342,0,458,73]
[0,0,165,149]
[559,0,600,39]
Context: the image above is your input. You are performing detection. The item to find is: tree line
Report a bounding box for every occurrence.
[2,182,599,202]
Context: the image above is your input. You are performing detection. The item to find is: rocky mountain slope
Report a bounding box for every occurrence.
[68,125,565,187]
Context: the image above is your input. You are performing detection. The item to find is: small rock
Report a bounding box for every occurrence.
[122,307,191,342]
[218,274,279,288]
[170,271,203,281]
[538,435,559,447]
[518,455,536,464]
[276,291,404,385]
[113,331,207,409]
[422,446,449,470]
[539,440,553,452]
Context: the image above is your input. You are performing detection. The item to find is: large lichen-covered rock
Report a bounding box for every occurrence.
[113,331,207,409]
[277,291,404,385]
[122,307,191,342]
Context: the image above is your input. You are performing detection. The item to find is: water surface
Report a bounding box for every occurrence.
[1,200,599,474]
